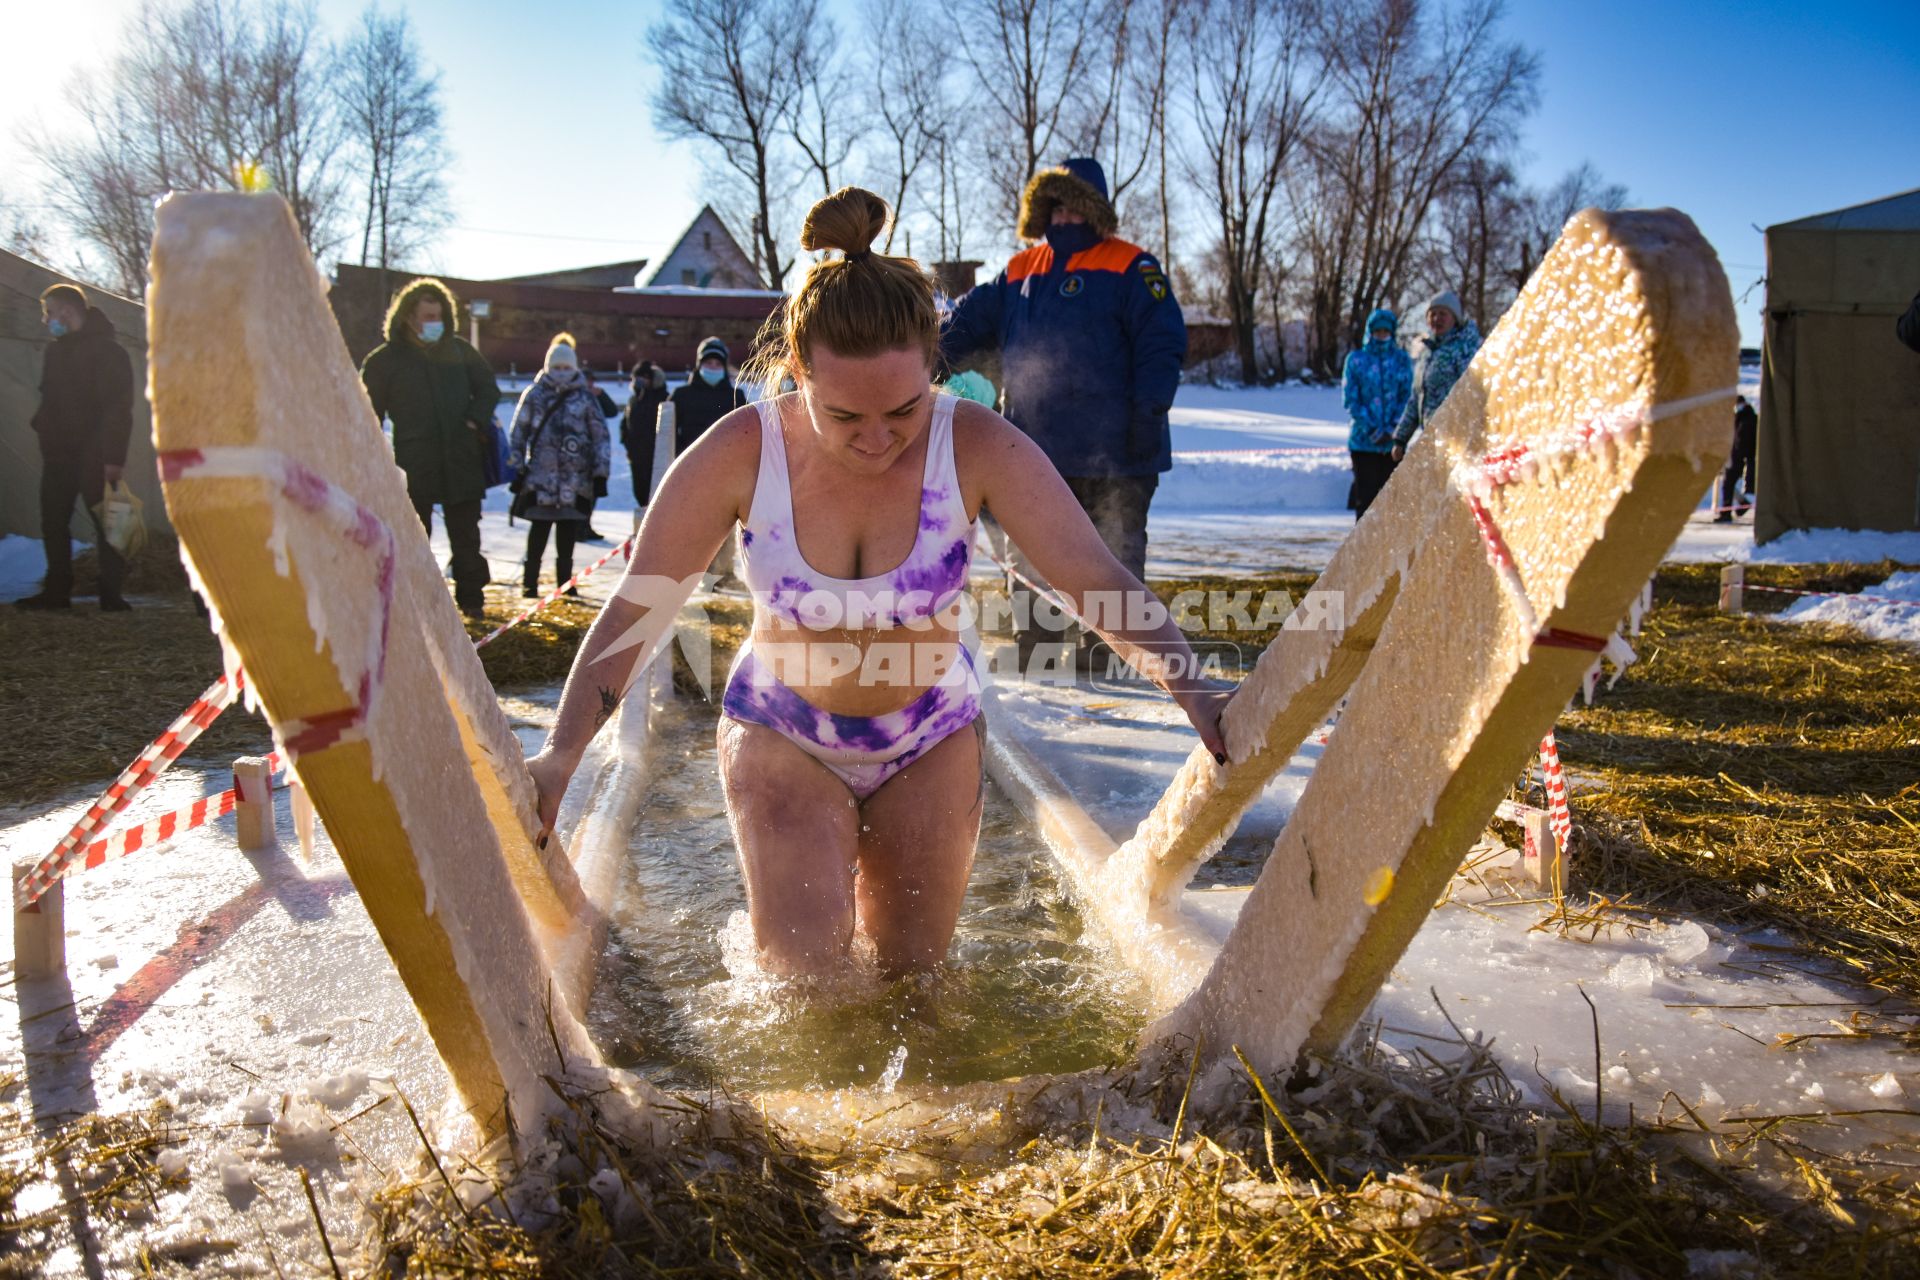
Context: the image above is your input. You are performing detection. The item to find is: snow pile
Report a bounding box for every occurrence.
[1752,528,1920,566]
[1155,448,1349,513]
[1779,569,1920,648]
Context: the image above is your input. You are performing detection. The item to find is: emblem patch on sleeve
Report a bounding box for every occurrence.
[1138,257,1170,301]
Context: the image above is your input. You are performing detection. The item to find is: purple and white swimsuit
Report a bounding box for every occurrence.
[722,393,982,799]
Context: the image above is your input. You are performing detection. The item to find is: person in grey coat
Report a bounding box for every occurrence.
[509,334,610,597]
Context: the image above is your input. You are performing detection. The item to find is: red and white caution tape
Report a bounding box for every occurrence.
[1172,444,1349,459]
[19,489,633,907]
[55,754,287,884]
[17,672,243,907]
[475,533,635,648]
[1537,731,1573,849]
[1740,582,1920,612]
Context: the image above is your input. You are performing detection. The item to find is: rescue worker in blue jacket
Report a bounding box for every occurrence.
[940,157,1187,674]
[1342,307,1413,518]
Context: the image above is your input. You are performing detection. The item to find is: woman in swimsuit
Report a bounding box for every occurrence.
[527,187,1229,978]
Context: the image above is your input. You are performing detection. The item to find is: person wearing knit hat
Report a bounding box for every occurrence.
[670,334,748,456]
[508,331,610,598]
[623,360,670,509]
[1391,291,1482,460]
[940,155,1187,674]
[1342,307,1412,518]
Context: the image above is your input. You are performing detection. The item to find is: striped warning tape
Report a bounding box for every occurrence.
[16,672,243,907]
[1740,582,1920,612]
[475,533,635,648]
[53,754,288,886]
[18,491,635,908]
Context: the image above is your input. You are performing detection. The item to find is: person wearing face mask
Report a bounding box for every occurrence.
[1341,308,1413,518]
[509,334,610,597]
[939,157,1187,675]
[19,283,136,611]
[1390,291,1482,462]
[669,336,749,457]
[359,278,501,618]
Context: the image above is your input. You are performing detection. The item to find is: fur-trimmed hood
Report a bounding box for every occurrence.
[382,277,461,345]
[1018,167,1118,242]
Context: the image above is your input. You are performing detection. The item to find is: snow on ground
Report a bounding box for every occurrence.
[0,688,636,1273]
[1779,570,1920,648]
[989,665,1919,1144]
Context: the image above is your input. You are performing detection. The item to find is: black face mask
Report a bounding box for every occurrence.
[1043,221,1101,259]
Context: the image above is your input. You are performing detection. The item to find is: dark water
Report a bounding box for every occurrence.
[586,701,1147,1093]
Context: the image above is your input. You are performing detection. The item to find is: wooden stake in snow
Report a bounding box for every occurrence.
[233,756,275,850]
[1522,810,1561,894]
[1719,563,1745,613]
[288,775,317,862]
[12,857,65,980]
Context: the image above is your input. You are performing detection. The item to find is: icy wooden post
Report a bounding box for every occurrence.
[1521,810,1562,894]
[233,756,275,850]
[288,776,317,862]
[1106,208,1736,1078]
[12,859,64,980]
[151,192,657,1144]
[1718,563,1744,613]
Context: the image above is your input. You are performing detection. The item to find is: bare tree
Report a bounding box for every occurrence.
[1511,160,1628,287]
[0,189,53,264]
[1434,149,1525,331]
[861,0,949,251]
[337,4,448,278]
[948,0,1103,219]
[1298,0,1540,375]
[1176,0,1323,384]
[25,0,349,292]
[787,12,865,198]
[649,0,815,289]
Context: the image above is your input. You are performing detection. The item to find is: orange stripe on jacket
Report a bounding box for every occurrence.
[1005,238,1146,283]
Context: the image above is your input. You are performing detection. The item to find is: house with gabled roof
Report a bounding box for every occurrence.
[643,206,763,291]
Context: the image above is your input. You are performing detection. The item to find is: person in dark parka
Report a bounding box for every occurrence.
[1715,394,1758,522]
[19,284,136,611]
[1897,289,1920,354]
[623,361,670,507]
[359,278,500,617]
[940,156,1187,670]
[668,336,748,456]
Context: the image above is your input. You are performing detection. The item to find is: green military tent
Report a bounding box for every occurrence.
[1757,188,1920,543]
[0,249,166,543]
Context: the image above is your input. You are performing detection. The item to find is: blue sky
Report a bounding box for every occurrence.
[5,0,1918,347]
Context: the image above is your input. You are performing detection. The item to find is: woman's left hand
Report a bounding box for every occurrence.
[1170,681,1235,766]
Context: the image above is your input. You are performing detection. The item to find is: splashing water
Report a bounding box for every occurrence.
[587,702,1148,1093]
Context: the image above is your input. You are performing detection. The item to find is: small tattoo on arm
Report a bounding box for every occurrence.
[594,686,620,728]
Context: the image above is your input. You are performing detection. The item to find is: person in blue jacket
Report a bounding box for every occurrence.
[940,157,1187,672]
[1342,308,1412,518]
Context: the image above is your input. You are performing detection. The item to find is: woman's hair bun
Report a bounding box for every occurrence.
[801,187,889,259]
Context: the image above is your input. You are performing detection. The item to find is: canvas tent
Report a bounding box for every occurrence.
[0,249,165,542]
[1757,188,1920,543]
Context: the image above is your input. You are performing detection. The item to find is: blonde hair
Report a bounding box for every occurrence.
[743,187,939,388]
[547,331,578,353]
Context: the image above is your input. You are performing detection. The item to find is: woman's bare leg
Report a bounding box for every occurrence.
[855,718,987,975]
[716,719,861,975]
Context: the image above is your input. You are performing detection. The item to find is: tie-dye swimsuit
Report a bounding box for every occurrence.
[722,392,981,799]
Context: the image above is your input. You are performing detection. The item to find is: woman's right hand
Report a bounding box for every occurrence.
[525,749,574,847]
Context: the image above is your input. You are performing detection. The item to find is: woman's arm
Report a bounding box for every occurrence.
[526,408,758,835]
[959,402,1231,762]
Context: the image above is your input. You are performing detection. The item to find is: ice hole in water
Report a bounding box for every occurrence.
[586,698,1150,1094]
